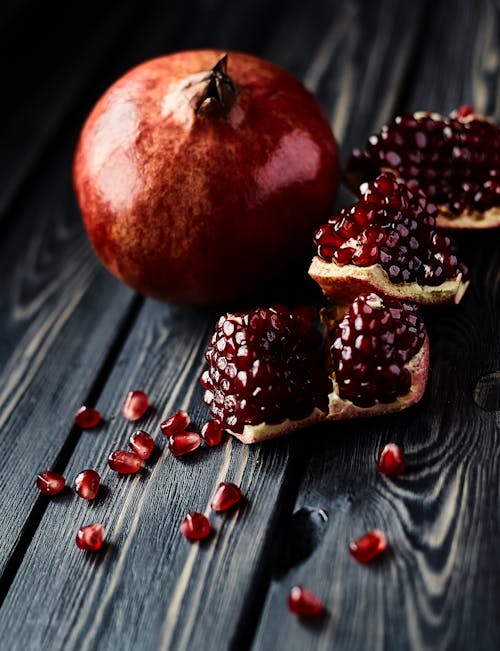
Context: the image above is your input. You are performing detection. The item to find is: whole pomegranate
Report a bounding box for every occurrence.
[73,50,339,304]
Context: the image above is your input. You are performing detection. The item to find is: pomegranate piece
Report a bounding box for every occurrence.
[74,406,101,429]
[287,586,324,617]
[200,420,223,447]
[346,108,500,229]
[129,430,155,459]
[76,523,105,551]
[349,529,387,563]
[122,390,149,421]
[377,443,406,476]
[108,450,142,474]
[74,469,100,500]
[168,432,201,457]
[36,471,65,496]
[310,172,469,305]
[180,512,211,541]
[211,482,243,512]
[160,410,190,436]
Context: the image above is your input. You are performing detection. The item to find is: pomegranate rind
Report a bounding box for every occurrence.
[309,257,468,305]
[229,407,326,445]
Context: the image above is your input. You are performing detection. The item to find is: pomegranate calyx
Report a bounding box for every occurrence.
[189,53,237,116]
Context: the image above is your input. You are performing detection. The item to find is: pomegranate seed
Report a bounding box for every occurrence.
[129,430,155,459]
[76,523,105,551]
[377,443,406,476]
[349,529,387,563]
[36,471,65,496]
[108,450,142,474]
[180,512,211,541]
[287,586,324,617]
[201,420,223,447]
[122,390,149,421]
[210,482,242,512]
[160,410,190,436]
[74,469,100,500]
[168,432,201,457]
[74,406,101,429]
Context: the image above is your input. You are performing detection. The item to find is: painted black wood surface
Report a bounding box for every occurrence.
[0,1,498,649]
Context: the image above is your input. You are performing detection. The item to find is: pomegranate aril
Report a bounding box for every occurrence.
[180,512,211,541]
[122,390,149,421]
[349,529,387,563]
[168,432,201,457]
[108,450,142,474]
[377,443,406,476]
[74,406,101,429]
[201,420,223,447]
[36,471,65,496]
[74,469,100,500]
[287,586,324,617]
[211,482,242,512]
[76,523,105,551]
[160,410,190,436]
[129,429,155,459]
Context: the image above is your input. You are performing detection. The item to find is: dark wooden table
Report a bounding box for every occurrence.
[1,0,499,649]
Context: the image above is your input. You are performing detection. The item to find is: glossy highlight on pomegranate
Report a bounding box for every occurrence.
[73,50,340,304]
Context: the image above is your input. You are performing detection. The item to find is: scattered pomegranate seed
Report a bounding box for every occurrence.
[210,482,243,512]
[129,430,155,459]
[180,512,211,541]
[36,471,65,496]
[122,390,149,421]
[287,586,324,617]
[74,406,101,429]
[349,529,387,563]
[108,450,142,474]
[201,420,223,447]
[74,469,100,500]
[377,443,406,476]
[168,432,201,457]
[160,410,190,436]
[76,523,105,551]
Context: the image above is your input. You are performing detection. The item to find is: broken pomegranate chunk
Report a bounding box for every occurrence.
[122,390,149,421]
[287,586,324,617]
[349,529,387,563]
[108,450,142,474]
[346,109,500,229]
[74,406,101,429]
[211,482,242,512]
[377,443,406,476]
[36,471,65,496]
[180,512,211,541]
[76,523,105,551]
[201,420,223,447]
[160,410,190,436]
[129,430,155,459]
[74,469,100,500]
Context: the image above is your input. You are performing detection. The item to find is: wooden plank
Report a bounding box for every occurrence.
[252,0,500,649]
[0,1,425,648]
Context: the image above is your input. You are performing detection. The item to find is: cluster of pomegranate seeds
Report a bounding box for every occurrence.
[74,405,101,429]
[314,173,467,286]
[122,390,149,421]
[377,443,406,476]
[168,432,201,457]
[331,293,425,407]
[211,482,243,512]
[160,409,190,436]
[287,586,324,617]
[201,305,330,433]
[129,429,155,459]
[36,471,66,496]
[108,450,142,474]
[76,523,105,552]
[347,110,500,216]
[74,469,100,500]
[200,420,223,447]
[349,529,387,563]
[180,512,211,541]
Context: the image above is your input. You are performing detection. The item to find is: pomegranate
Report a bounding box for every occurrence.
[346,107,500,229]
[129,430,155,459]
[73,50,339,304]
[377,443,406,476]
[168,432,201,457]
[200,420,224,447]
[36,471,65,496]
[108,450,142,474]
[122,390,149,421]
[349,529,387,563]
[210,482,243,511]
[160,410,190,436]
[287,586,324,617]
[74,406,101,429]
[76,523,105,552]
[310,173,469,305]
[180,512,211,541]
[201,296,428,443]
[74,469,100,500]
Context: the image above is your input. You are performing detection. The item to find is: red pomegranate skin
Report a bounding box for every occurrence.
[73,50,339,304]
